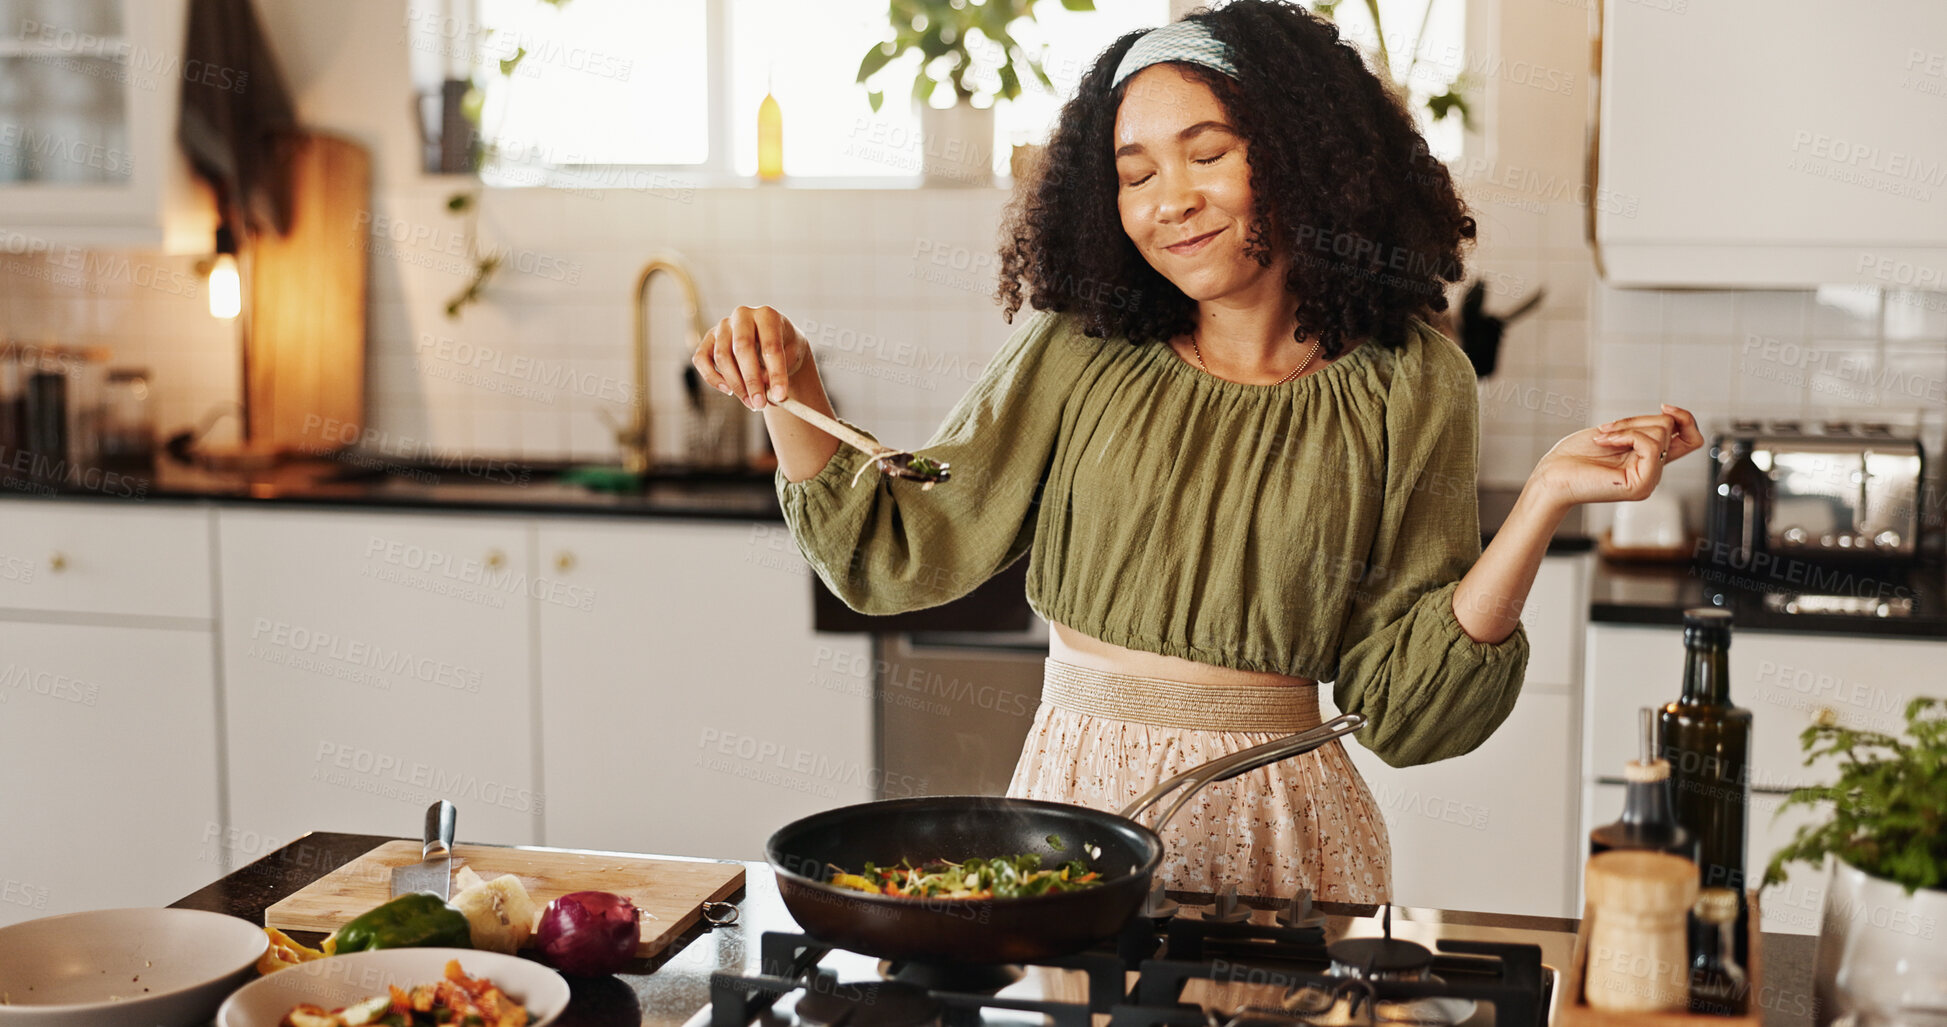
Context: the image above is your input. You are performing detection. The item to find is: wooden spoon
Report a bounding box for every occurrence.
[770,396,951,489]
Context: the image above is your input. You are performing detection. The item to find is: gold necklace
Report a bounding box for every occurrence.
[1190,329,1324,386]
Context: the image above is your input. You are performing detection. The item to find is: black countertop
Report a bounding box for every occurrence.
[0,454,785,520]
[168,831,1819,1027]
[3,458,1588,548]
[1479,486,1594,555]
[1590,554,1947,639]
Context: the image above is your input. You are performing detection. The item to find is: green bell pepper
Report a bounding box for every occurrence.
[330,891,472,953]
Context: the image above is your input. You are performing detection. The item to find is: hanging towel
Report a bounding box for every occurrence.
[176,0,298,237]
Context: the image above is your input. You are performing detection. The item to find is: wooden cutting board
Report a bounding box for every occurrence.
[246,129,369,454]
[264,841,744,960]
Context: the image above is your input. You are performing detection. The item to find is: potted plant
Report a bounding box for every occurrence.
[1763,697,1947,1026]
[856,0,1094,187]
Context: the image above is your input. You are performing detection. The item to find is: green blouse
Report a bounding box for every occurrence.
[775,310,1529,767]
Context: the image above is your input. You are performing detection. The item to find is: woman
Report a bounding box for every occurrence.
[691,1,1701,903]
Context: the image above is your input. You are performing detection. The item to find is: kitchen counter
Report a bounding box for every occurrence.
[169,831,1819,1027]
[1479,486,1595,555]
[0,454,785,521]
[1591,554,1947,639]
[2,462,1590,545]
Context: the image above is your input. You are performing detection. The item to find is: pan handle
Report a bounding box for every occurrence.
[1116,713,1367,830]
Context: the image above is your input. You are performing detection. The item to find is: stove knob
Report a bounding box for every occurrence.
[1275,889,1327,929]
[1199,884,1253,924]
[1875,530,1902,549]
[1783,526,1808,545]
[1139,880,1179,919]
[1838,535,1854,548]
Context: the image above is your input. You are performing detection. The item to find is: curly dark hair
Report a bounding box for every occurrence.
[996,0,1475,358]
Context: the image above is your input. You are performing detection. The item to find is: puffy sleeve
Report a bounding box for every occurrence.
[776,310,1080,615]
[1330,321,1530,768]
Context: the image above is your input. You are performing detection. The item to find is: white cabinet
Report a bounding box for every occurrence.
[535,519,872,861]
[216,509,541,850]
[1334,553,1589,917]
[1582,623,1947,934]
[0,498,881,913]
[1583,624,1944,794]
[0,0,217,251]
[0,622,221,925]
[1592,0,1947,287]
[0,501,219,925]
[0,501,211,618]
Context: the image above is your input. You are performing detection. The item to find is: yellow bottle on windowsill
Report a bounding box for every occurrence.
[757,85,783,182]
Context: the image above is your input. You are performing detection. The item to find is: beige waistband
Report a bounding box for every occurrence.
[1040,658,1322,732]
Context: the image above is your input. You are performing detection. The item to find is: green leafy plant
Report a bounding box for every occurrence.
[1763,697,1947,895]
[442,0,570,319]
[857,0,1471,131]
[1310,0,1473,130]
[857,0,1095,113]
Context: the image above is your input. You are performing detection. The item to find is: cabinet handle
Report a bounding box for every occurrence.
[48,552,68,573]
[485,549,507,571]
[554,551,577,573]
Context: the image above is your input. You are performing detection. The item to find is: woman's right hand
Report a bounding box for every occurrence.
[693,305,812,411]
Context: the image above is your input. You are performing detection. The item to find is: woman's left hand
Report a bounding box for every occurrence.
[1531,403,1705,509]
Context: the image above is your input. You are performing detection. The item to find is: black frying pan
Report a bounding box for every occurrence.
[765,712,1366,965]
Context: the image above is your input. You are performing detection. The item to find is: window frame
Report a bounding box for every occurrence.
[435,0,1473,190]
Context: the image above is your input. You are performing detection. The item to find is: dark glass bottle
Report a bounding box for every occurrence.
[0,344,21,462]
[1661,608,1753,961]
[1590,708,1699,862]
[25,360,68,484]
[1689,887,1748,1015]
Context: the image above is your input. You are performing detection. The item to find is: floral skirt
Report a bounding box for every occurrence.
[1005,657,1391,903]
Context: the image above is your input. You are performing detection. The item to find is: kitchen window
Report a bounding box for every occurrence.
[413,0,1463,186]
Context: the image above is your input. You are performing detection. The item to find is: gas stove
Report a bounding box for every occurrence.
[690,887,1572,1027]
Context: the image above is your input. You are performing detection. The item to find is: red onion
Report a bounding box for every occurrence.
[534,890,641,975]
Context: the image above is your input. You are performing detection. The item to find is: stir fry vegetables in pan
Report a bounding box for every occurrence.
[828,854,1103,899]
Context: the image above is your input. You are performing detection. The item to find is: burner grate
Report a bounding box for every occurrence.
[708,912,1548,1027]
[1124,939,1546,1027]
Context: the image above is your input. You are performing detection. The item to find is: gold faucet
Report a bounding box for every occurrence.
[617,254,709,475]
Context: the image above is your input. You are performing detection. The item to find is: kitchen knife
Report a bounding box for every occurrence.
[390,800,457,899]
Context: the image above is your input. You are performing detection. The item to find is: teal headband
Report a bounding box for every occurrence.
[1111,20,1240,89]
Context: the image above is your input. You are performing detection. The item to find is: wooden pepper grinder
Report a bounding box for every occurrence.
[1584,850,1699,1013]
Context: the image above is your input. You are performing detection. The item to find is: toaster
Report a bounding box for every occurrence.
[1706,419,1924,563]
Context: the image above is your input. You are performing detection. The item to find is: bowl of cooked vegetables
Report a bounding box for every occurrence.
[215,950,568,1027]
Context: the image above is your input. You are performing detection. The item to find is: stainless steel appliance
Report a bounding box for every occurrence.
[1705,419,1924,563]
[874,619,1049,799]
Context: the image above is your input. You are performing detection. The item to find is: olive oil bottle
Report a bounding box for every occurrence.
[1659,607,1752,961]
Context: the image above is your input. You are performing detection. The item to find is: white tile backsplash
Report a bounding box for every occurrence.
[1582,274,1947,539]
[1,187,1019,466]
[10,173,1944,498]
[1733,290,1811,339]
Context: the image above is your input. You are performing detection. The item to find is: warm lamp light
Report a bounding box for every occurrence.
[208,224,240,320]
[208,253,241,319]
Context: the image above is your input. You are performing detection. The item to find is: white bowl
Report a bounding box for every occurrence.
[0,907,269,1027]
[217,948,569,1027]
